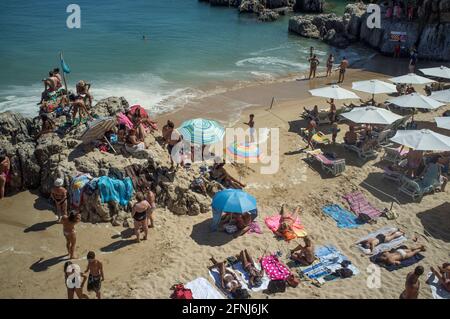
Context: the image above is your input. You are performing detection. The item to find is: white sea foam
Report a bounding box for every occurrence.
[236,56,309,70]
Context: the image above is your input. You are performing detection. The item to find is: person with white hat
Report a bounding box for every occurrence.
[51,178,68,222]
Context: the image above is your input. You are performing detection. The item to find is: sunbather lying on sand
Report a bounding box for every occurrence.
[236,249,264,288]
[274,205,299,241]
[291,236,315,266]
[430,263,450,292]
[376,245,426,266]
[357,229,405,253]
[209,257,244,296]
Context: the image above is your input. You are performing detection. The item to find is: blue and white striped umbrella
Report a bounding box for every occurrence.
[178,118,225,145]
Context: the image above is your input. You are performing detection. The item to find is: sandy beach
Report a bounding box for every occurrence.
[1,54,449,299]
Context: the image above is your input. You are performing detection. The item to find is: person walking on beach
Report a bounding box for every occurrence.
[84,251,104,299]
[337,57,349,83]
[326,54,334,77]
[61,211,81,259]
[308,55,320,79]
[64,261,88,299]
[0,152,11,200]
[51,178,68,222]
[327,98,337,123]
[244,114,255,142]
[400,266,424,299]
[132,192,150,243]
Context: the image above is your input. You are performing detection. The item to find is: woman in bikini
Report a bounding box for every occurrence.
[209,257,242,295]
[274,204,299,241]
[132,192,150,243]
[51,178,68,222]
[0,153,11,200]
[236,249,264,288]
[61,211,81,259]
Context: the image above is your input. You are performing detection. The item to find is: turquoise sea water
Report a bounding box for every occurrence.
[0,0,371,116]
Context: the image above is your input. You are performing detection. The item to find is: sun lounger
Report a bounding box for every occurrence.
[300,128,330,148]
[381,145,409,164]
[342,191,382,222]
[355,226,407,256]
[185,277,225,299]
[322,204,361,229]
[343,143,378,160]
[306,149,346,176]
[399,163,444,201]
[231,261,270,292]
[370,250,425,271]
[426,272,450,299]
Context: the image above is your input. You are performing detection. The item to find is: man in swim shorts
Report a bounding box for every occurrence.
[358,229,405,253]
[84,251,104,299]
[400,266,424,299]
[377,245,426,266]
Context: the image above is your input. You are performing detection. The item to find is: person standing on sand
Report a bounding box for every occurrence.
[61,211,81,259]
[327,98,337,123]
[51,178,68,222]
[84,251,104,299]
[244,114,255,143]
[326,54,334,77]
[309,46,314,59]
[409,49,418,73]
[162,120,182,170]
[308,55,320,79]
[64,261,88,299]
[337,57,349,83]
[0,153,11,200]
[400,266,424,299]
[132,192,150,242]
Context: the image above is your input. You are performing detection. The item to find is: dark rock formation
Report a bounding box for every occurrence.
[293,0,325,13]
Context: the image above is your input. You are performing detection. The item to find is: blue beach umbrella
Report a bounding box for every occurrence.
[211,189,257,231]
[178,118,225,145]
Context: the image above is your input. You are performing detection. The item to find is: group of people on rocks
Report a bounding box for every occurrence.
[307,47,348,83]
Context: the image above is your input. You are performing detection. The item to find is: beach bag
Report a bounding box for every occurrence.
[383,208,398,220]
[334,268,353,278]
[232,288,250,299]
[267,280,286,293]
[286,274,300,288]
[170,284,193,299]
[224,223,238,234]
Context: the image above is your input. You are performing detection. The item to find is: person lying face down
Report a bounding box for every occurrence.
[357,229,405,253]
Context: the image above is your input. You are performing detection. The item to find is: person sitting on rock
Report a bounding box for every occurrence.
[125,128,146,153]
[210,160,245,189]
[76,80,93,108]
[36,113,56,139]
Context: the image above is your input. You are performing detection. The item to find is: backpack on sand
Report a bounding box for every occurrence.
[170,284,193,299]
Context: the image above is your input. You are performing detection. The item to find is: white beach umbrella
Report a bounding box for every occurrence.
[341,106,403,125]
[388,93,444,110]
[435,117,450,130]
[390,129,450,151]
[352,79,397,99]
[419,66,450,80]
[308,85,360,100]
[430,89,450,103]
[388,73,436,84]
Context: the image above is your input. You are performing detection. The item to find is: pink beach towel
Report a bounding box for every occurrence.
[264,215,307,238]
[261,255,291,281]
[117,112,134,130]
[343,192,382,220]
[248,221,263,235]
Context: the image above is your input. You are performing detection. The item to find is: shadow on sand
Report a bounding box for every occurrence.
[100,239,135,253]
[30,255,68,272]
[24,220,58,233]
[190,219,234,247]
[417,202,450,243]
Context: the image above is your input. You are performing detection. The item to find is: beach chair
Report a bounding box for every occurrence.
[300,128,331,148]
[305,149,346,176]
[383,166,406,185]
[381,145,409,164]
[343,143,378,160]
[373,129,392,147]
[399,164,444,201]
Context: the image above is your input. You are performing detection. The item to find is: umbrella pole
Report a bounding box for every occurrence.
[104,135,117,154]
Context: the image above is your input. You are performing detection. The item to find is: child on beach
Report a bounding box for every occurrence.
[84,251,104,299]
[61,211,81,259]
[244,114,255,143]
[51,178,68,221]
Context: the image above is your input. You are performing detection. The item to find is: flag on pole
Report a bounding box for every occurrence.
[61,54,71,74]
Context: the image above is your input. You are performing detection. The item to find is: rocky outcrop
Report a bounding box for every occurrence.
[0,97,214,225]
[293,0,324,13]
[289,2,450,61]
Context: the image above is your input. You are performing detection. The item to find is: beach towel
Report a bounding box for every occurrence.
[231,261,270,292]
[70,174,91,208]
[185,277,225,299]
[260,255,291,281]
[426,272,450,299]
[117,112,134,130]
[248,221,263,235]
[322,204,361,229]
[370,250,425,271]
[97,176,134,206]
[355,227,407,256]
[342,191,382,221]
[208,267,248,299]
[264,215,307,239]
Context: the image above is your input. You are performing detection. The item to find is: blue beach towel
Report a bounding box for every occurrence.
[97,176,134,206]
[370,251,425,271]
[70,174,91,208]
[322,204,361,229]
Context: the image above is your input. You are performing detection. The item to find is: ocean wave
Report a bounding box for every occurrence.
[236,56,309,70]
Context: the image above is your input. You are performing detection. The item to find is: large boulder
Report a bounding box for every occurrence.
[293,0,324,13]
[258,9,280,21]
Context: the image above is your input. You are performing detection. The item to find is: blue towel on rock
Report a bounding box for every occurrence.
[97,176,134,206]
[322,204,361,229]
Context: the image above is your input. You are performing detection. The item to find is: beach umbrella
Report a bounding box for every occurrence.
[352,79,397,100]
[340,106,403,125]
[388,73,435,84]
[390,129,450,151]
[388,93,444,111]
[419,66,450,80]
[430,89,450,103]
[211,189,257,213]
[178,118,225,145]
[309,85,360,100]
[226,142,261,161]
[80,117,117,152]
[435,117,450,130]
